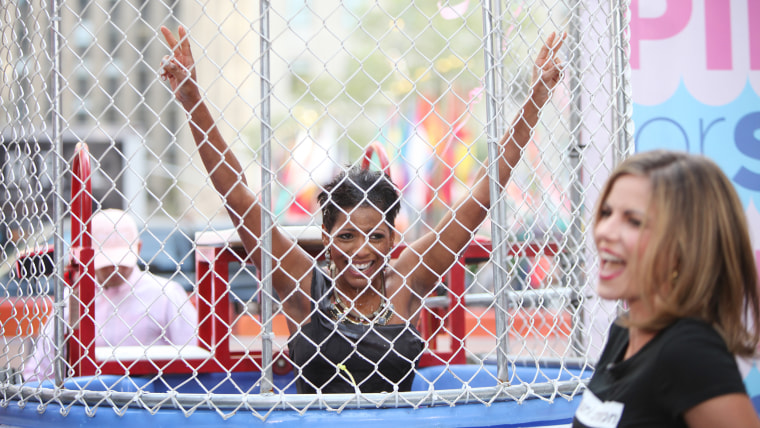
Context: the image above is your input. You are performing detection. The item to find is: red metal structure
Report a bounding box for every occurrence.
[361,141,392,177]
[60,141,562,376]
[68,142,98,376]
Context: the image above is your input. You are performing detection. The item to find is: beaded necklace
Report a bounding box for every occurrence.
[327,292,394,325]
[326,268,394,326]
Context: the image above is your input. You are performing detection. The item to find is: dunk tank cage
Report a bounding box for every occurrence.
[0,0,637,426]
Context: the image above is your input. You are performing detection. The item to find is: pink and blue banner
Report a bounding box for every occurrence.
[630,0,760,400]
[632,0,760,207]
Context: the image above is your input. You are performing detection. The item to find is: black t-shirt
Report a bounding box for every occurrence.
[573,318,747,428]
[288,268,424,394]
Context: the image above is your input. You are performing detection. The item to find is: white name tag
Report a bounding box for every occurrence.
[574,389,624,428]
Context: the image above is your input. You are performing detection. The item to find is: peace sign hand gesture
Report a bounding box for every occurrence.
[159,26,201,109]
[530,31,566,109]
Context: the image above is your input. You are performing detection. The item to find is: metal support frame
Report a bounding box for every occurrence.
[482,0,511,384]
[610,0,634,163]
[49,0,67,387]
[259,0,275,395]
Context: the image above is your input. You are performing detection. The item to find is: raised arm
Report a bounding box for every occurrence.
[160,26,258,246]
[160,26,312,322]
[397,32,566,301]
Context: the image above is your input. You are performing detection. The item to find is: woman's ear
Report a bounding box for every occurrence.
[321,225,330,249]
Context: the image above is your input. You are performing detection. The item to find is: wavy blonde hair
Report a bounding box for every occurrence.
[594,150,760,356]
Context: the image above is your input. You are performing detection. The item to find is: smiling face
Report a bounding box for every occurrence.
[323,205,395,296]
[594,174,653,306]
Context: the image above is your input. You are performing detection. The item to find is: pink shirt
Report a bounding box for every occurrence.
[23,269,198,382]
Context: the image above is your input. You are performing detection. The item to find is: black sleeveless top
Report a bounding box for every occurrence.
[288,267,424,394]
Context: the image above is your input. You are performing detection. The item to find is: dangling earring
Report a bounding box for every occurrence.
[380,269,387,298]
[325,249,336,278]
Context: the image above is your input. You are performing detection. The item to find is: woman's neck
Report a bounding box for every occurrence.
[334,278,385,315]
[623,299,658,359]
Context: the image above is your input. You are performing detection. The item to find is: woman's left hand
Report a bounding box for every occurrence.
[530,31,566,109]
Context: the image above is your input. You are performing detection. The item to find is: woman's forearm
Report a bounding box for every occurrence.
[184,100,249,199]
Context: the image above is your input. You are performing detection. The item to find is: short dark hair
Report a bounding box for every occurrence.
[317,166,401,232]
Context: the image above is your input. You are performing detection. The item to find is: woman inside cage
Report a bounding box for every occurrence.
[573,150,760,428]
[160,26,565,394]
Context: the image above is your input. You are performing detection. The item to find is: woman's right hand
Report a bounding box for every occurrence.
[160,26,201,108]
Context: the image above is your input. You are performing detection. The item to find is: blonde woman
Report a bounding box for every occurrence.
[574,150,760,427]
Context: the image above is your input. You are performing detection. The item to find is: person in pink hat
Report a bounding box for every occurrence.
[23,209,199,382]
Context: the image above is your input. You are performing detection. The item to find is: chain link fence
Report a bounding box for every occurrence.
[0,0,630,420]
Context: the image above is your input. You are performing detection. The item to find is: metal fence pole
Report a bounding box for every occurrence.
[258,0,274,395]
[482,0,511,383]
[48,0,66,387]
[610,0,633,163]
[566,0,588,358]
